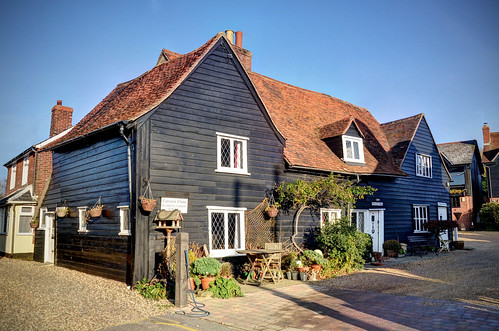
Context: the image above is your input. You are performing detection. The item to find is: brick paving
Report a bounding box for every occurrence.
[188,284,499,330]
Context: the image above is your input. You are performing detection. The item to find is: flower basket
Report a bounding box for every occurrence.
[89,207,103,218]
[266,206,279,218]
[139,197,157,212]
[56,207,69,218]
[29,222,39,229]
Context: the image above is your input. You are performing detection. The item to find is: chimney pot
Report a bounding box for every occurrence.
[235,31,243,47]
[225,30,234,44]
[57,100,62,105]
[483,123,491,147]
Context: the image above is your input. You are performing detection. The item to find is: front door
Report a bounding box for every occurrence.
[438,206,450,240]
[368,210,384,253]
[44,213,55,263]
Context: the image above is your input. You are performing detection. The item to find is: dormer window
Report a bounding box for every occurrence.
[342,136,364,163]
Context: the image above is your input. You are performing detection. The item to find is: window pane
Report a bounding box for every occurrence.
[19,215,32,233]
[345,140,353,159]
[227,213,239,249]
[211,213,225,249]
[122,211,129,232]
[220,138,231,167]
[353,141,360,160]
[234,140,243,169]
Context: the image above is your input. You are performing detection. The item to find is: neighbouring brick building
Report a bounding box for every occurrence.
[0,101,73,258]
[482,123,499,203]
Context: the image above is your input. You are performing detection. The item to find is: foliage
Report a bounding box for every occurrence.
[191,257,222,277]
[383,239,401,251]
[282,252,300,271]
[135,277,169,300]
[220,262,233,278]
[479,202,499,230]
[423,220,458,233]
[315,217,372,273]
[301,250,327,266]
[209,277,244,299]
[482,172,488,195]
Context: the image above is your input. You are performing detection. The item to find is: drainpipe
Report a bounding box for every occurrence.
[10,206,15,256]
[119,124,133,207]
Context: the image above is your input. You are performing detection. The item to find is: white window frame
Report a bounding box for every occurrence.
[0,207,8,234]
[342,136,365,163]
[416,153,432,178]
[413,205,429,233]
[9,165,16,190]
[320,208,342,227]
[118,205,130,236]
[39,208,47,230]
[207,206,246,257]
[78,207,88,233]
[18,206,34,235]
[21,157,29,185]
[351,209,368,232]
[216,132,250,175]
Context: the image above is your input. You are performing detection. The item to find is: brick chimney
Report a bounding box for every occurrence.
[483,123,491,151]
[50,100,73,137]
[227,30,252,71]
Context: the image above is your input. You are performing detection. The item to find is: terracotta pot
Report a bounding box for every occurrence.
[387,250,397,258]
[297,266,309,273]
[266,206,279,218]
[140,198,157,212]
[188,277,196,291]
[311,264,322,272]
[200,276,216,290]
[29,222,38,229]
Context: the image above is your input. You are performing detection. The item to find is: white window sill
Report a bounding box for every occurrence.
[18,233,34,236]
[413,230,430,234]
[209,250,246,258]
[118,231,131,236]
[78,229,89,234]
[216,169,251,176]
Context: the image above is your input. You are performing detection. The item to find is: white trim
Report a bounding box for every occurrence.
[206,206,246,257]
[44,212,55,263]
[21,157,29,186]
[342,136,365,163]
[17,206,34,235]
[320,208,342,227]
[77,207,89,233]
[39,208,48,229]
[118,205,131,236]
[216,132,250,175]
[350,209,368,232]
[9,166,16,190]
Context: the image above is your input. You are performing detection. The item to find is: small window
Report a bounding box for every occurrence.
[207,206,246,257]
[342,136,365,163]
[351,210,367,232]
[216,133,250,175]
[118,205,130,236]
[413,205,429,233]
[9,165,16,190]
[416,153,432,178]
[320,208,342,227]
[21,157,29,185]
[451,196,460,209]
[18,206,34,235]
[78,207,88,233]
[39,208,47,229]
[0,207,8,234]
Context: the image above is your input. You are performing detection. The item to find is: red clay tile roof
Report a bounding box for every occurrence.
[381,114,423,167]
[319,117,364,140]
[248,72,404,176]
[483,131,499,163]
[46,33,222,148]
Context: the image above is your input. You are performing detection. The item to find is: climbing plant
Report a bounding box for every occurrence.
[274,173,376,251]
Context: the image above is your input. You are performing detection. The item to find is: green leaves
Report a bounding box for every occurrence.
[209,277,243,299]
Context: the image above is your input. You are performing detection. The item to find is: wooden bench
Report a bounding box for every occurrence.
[407,235,430,257]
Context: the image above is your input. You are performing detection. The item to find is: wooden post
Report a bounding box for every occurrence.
[175,232,189,308]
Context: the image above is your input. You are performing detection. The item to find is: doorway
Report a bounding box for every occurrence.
[438,206,450,240]
[44,213,55,263]
[368,209,384,253]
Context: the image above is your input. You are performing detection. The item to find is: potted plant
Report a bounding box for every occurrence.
[302,250,326,271]
[29,219,39,229]
[265,205,279,218]
[56,206,69,218]
[88,197,104,219]
[297,256,310,273]
[191,257,222,290]
[383,239,401,257]
[139,196,157,212]
[220,262,233,279]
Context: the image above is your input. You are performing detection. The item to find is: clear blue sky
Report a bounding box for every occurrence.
[1,1,498,181]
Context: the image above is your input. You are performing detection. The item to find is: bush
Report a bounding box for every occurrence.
[209,277,243,299]
[135,277,169,300]
[301,250,327,266]
[383,239,401,251]
[315,217,372,273]
[191,257,222,277]
[479,202,499,230]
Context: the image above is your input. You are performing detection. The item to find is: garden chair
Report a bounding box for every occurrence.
[438,234,451,253]
[261,242,283,282]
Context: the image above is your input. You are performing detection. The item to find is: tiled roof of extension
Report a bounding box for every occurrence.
[483,131,499,163]
[381,114,423,167]
[249,72,405,176]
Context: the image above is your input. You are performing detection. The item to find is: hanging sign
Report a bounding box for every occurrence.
[161,197,188,213]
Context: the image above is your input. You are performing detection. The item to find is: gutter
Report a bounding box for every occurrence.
[286,164,407,178]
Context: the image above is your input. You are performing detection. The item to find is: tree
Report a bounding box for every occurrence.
[0,178,6,199]
[274,173,376,251]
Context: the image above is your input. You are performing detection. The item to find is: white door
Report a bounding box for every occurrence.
[44,213,55,263]
[368,210,384,253]
[438,206,449,240]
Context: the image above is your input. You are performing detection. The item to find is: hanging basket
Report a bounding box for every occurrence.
[266,206,279,218]
[87,197,104,220]
[56,207,69,218]
[139,197,157,212]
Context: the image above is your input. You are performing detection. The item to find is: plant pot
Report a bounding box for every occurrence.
[291,271,299,280]
[311,264,322,272]
[387,250,397,258]
[89,207,103,218]
[454,241,464,250]
[297,266,309,273]
[188,277,196,291]
[266,206,279,218]
[200,276,216,290]
[56,208,68,218]
[299,272,308,281]
[286,271,292,279]
[140,198,157,212]
[29,222,38,229]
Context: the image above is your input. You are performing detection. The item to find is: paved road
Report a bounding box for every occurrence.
[106,232,499,330]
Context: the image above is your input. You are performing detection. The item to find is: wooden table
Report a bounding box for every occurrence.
[237,249,282,285]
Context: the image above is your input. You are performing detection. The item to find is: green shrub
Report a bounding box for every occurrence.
[191,257,222,277]
[382,239,401,251]
[135,277,169,300]
[479,202,499,230]
[301,250,327,266]
[315,217,372,273]
[209,277,244,299]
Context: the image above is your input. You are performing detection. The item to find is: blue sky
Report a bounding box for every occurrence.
[1,1,498,181]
